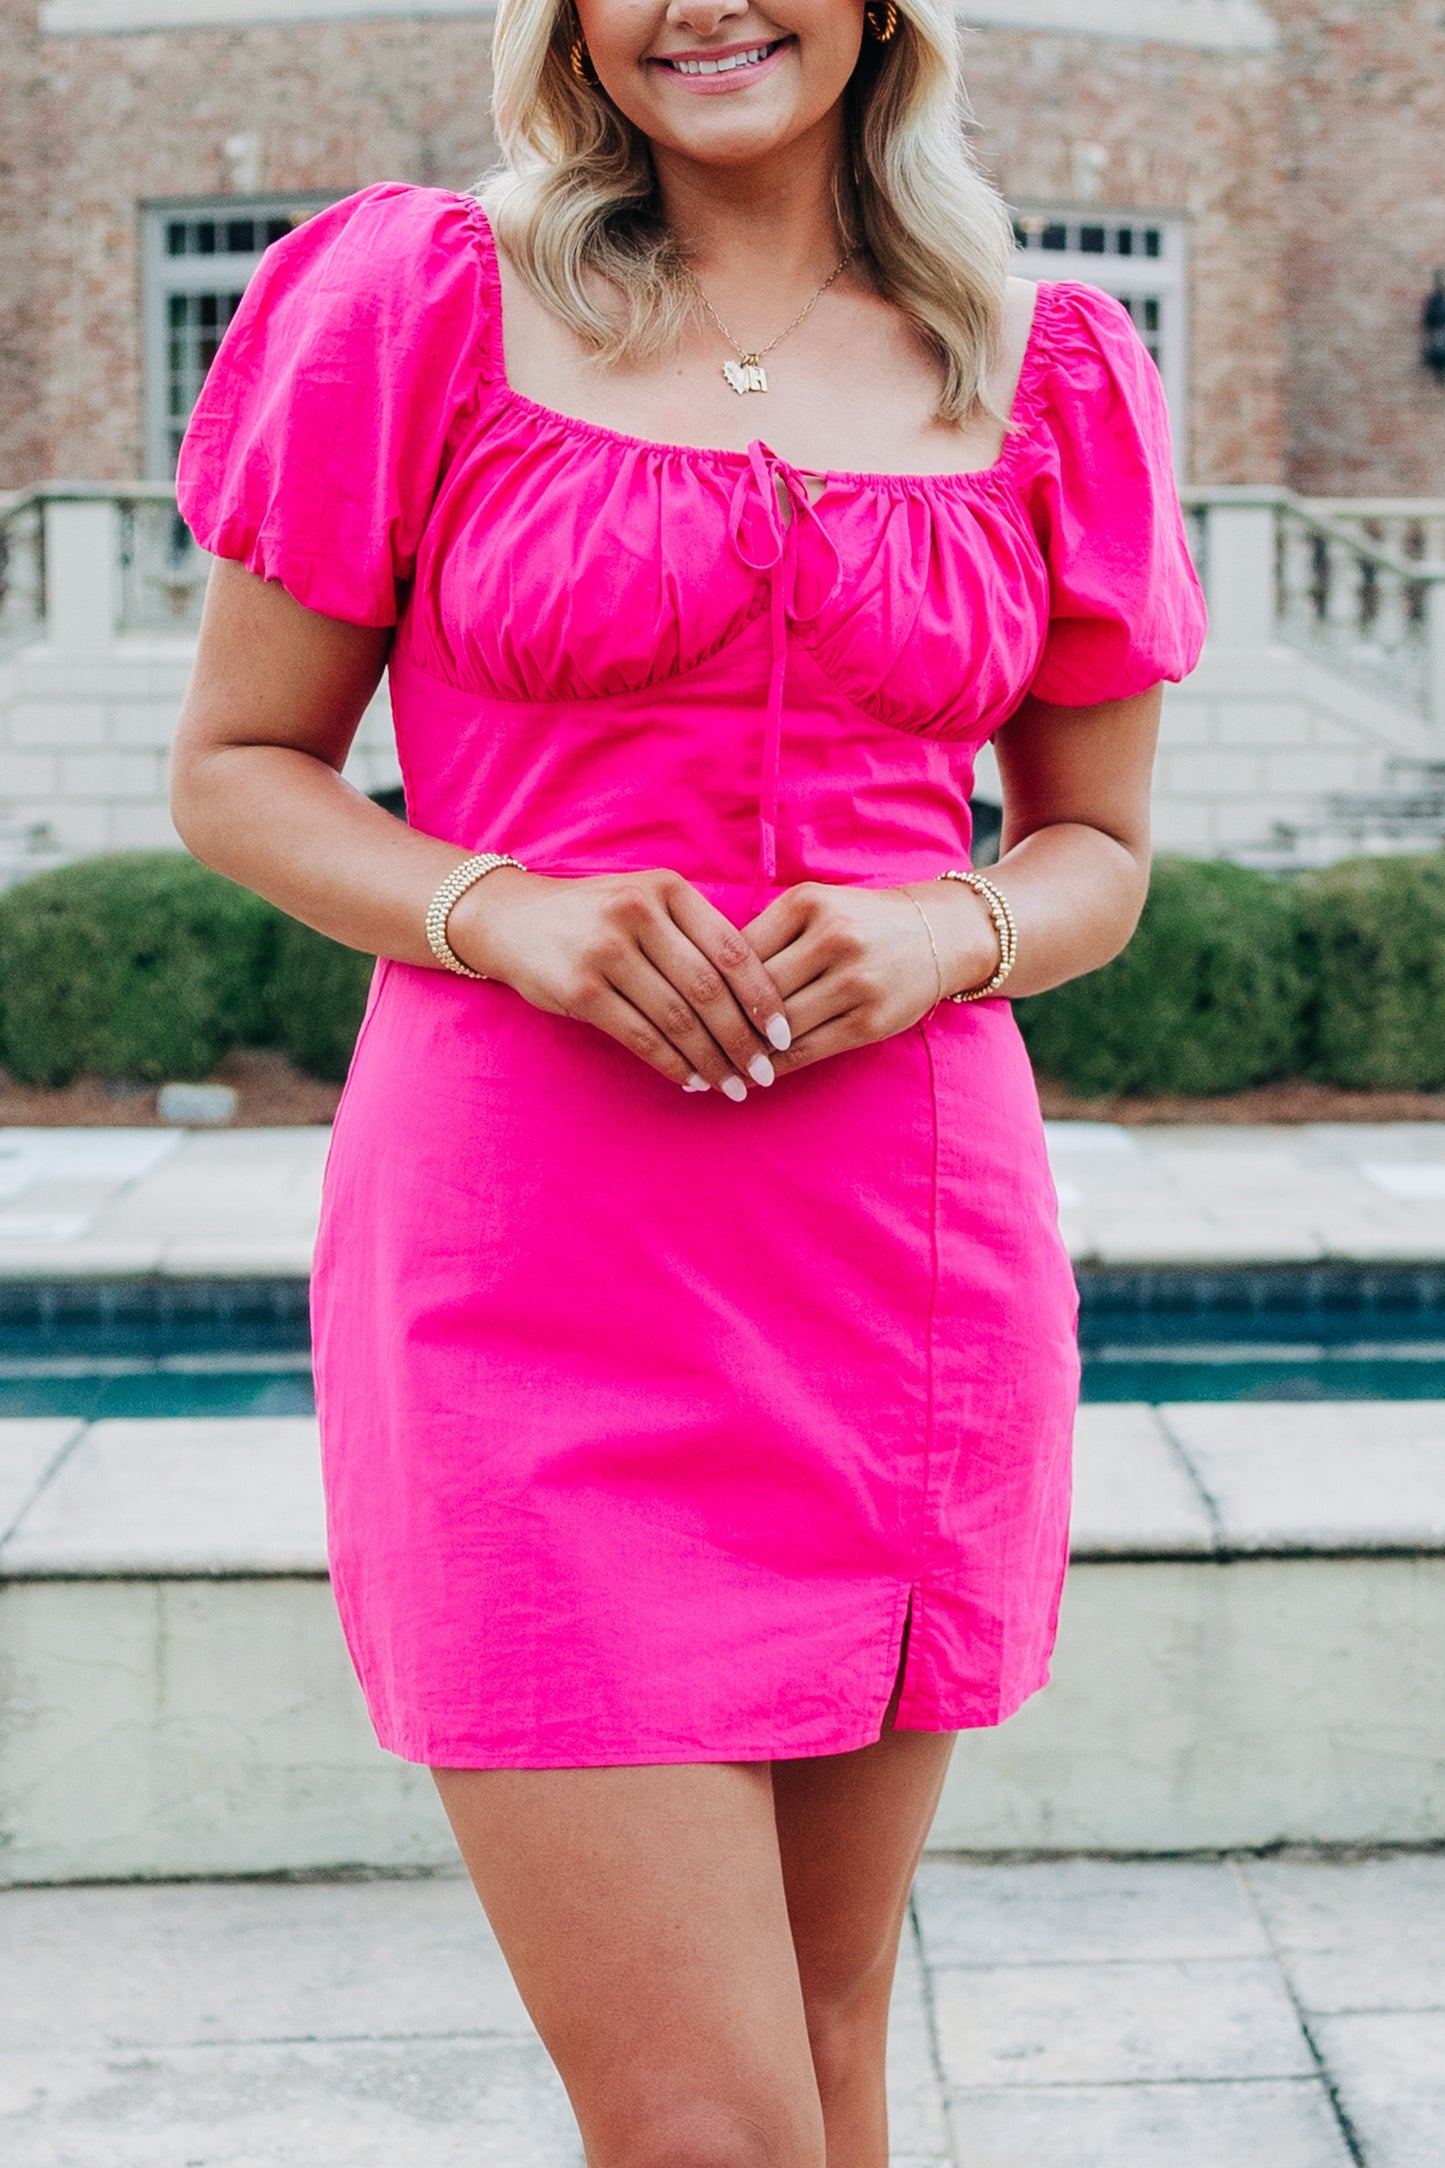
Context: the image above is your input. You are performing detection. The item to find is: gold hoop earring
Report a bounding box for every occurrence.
[570,36,597,85]
[866,0,898,41]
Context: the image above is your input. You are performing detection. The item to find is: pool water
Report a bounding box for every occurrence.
[4,1273,1445,1415]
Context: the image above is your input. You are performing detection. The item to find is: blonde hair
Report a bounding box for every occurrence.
[486,0,1015,425]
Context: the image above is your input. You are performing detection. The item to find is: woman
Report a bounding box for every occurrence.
[171,0,1206,2157]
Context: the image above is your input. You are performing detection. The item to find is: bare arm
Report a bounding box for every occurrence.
[171,560,789,1097]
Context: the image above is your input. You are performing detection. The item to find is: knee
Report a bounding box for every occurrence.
[600,2095,821,2168]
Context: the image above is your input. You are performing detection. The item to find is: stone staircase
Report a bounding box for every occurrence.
[1234,756,1445,871]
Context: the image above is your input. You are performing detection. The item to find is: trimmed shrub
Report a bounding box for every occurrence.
[266,915,374,1082]
[0,853,276,1085]
[1298,854,1445,1088]
[1017,855,1306,1098]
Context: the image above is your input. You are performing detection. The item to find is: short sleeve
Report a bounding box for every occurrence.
[176,183,492,627]
[1023,284,1207,707]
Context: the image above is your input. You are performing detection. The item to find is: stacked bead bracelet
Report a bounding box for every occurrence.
[425,852,529,980]
[938,869,1018,1002]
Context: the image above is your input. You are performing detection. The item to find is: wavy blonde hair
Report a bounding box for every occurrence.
[485,0,1014,424]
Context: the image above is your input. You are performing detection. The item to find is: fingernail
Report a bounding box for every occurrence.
[683,1074,709,1093]
[747,1054,775,1088]
[720,1076,748,1103]
[766,1014,792,1051]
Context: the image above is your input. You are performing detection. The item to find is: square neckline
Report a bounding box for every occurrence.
[467,198,1053,496]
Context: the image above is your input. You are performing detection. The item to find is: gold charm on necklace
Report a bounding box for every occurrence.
[722,356,768,395]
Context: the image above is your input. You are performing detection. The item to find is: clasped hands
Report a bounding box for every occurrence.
[448,865,998,1099]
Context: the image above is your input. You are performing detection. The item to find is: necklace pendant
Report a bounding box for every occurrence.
[723,356,768,395]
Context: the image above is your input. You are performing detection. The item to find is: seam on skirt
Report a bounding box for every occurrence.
[897,1013,943,1728]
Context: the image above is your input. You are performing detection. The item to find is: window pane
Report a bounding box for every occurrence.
[1080,225,1106,254]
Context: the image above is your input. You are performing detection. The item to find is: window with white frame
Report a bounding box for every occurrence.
[143,198,334,478]
[1011,213,1188,464]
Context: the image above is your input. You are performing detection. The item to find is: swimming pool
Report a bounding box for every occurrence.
[4,1267,1445,1415]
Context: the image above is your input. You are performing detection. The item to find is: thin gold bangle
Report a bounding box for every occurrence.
[937,869,1017,1002]
[424,852,529,980]
[897,888,945,1012]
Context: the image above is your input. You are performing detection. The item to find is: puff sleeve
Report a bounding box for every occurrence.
[1023,284,1207,707]
[176,183,491,627]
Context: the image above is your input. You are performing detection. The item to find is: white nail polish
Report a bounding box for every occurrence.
[720,1076,748,1103]
[766,1014,792,1051]
[683,1074,710,1093]
[748,1054,775,1088]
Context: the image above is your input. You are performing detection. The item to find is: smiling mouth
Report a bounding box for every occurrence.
[654,38,789,78]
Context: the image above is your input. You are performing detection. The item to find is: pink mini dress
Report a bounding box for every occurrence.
[179,184,1206,1768]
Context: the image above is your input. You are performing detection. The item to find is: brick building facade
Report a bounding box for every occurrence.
[0,2,1440,496]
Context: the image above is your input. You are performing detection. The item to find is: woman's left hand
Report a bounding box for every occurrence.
[741,880,996,1073]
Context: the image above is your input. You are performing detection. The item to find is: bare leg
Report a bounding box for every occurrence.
[433,1759,826,2168]
[771,1677,956,2167]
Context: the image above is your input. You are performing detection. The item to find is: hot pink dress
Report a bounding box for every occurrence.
[178,184,1206,1767]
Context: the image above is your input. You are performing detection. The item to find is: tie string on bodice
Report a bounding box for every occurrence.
[727,441,842,906]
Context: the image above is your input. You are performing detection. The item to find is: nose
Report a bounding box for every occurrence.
[663,0,752,35]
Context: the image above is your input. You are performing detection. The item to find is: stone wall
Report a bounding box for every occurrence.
[1272,0,1445,495]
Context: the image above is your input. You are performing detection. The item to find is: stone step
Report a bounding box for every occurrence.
[1,1406,1441,1881]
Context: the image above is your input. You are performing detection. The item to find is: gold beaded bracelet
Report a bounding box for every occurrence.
[937,869,1018,1002]
[424,852,529,980]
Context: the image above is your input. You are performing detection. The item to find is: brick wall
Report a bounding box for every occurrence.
[5,7,1440,495]
[0,0,50,487]
[963,24,1287,486]
[38,16,497,481]
[1272,0,1445,494]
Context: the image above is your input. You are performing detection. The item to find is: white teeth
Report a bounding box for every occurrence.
[671,44,773,75]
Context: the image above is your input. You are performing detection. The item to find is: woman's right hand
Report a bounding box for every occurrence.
[448,867,792,1099]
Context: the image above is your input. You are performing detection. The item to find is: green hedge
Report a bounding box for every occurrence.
[0,853,277,1085]
[1017,856,1307,1098]
[8,847,1445,1100]
[0,852,372,1088]
[266,915,375,1083]
[1297,855,1445,1089]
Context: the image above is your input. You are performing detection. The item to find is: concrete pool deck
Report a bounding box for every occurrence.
[4,1855,1442,2168]
[5,1118,1445,1274]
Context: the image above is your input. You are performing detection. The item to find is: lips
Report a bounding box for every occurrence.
[653,37,789,79]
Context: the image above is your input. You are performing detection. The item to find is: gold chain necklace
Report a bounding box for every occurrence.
[692,250,856,395]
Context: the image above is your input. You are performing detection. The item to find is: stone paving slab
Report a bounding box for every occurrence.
[944,2080,1355,2168]
[930,1956,1316,2088]
[913,1857,1271,1966]
[0,1419,81,1540]
[8,1857,1440,2166]
[1308,2014,1445,2168]
[1068,1405,1215,1556]
[1245,1853,1445,2013]
[1161,1402,1445,1552]
[4,1121,1445,1274]
[0,1417,326,1576]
